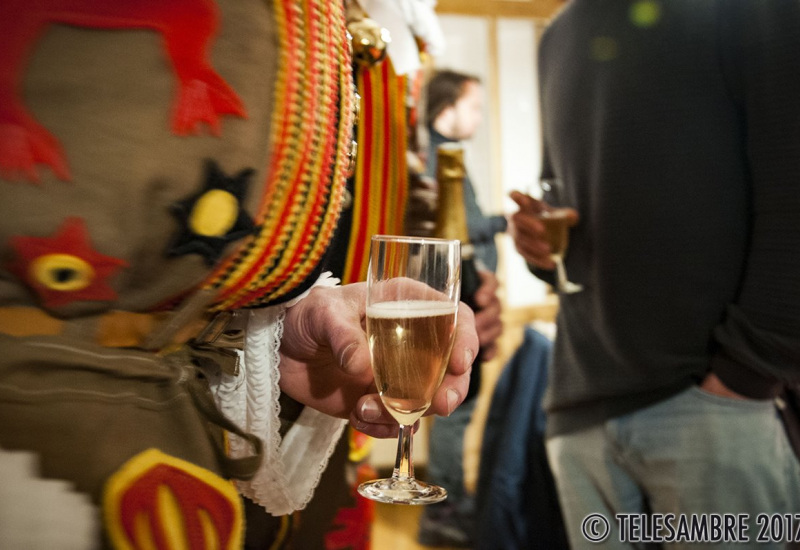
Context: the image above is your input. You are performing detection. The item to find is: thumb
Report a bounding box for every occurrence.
[509,190,529,208]
[329,328,372,377]
[564,207,580,227]
[509,190,547,214]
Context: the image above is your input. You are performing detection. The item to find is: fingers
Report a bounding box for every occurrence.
[510,220,555,269]
[349,373,472,434]
[452,303,480,376]
[564,207,580,227]
[350,395,427,438]
[480,341,499,362]
[699,372,748,400]
[284,283,372,377]
[312,286,373,378]
[509,190,548,214]
[429,370,471,418]
[508,204,556,270]
[475,303,503,351]
[422,302,477,418]
[349,394,402,438]
[327,326,372,377]
[473,271,503,353]
[473,269,500,309]
[349,419,399,439]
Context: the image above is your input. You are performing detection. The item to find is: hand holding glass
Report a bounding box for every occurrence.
[530,179,583,294]
[357,235,461,505]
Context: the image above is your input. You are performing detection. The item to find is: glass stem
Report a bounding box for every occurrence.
[555,256,569,290]
[392,424,414,481]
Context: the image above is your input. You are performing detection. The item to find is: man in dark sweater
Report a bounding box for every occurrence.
[509,0,800,546]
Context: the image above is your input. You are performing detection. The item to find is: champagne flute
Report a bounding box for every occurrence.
[357,235,461,505]
[530,179,583,294]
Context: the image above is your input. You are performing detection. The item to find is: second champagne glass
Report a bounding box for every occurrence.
[357,235,461,505]
[531,179,583,294]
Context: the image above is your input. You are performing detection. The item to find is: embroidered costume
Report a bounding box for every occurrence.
[0,0,355,546]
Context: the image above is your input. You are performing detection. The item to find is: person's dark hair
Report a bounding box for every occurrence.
[424,69,481,129]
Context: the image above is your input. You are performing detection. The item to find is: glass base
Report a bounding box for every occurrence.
[559,281,584,294]
[357,477,447,505]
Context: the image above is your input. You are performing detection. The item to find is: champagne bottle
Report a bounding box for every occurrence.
[433,142,482,399]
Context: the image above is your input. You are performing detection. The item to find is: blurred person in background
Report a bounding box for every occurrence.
[414,69,505,548]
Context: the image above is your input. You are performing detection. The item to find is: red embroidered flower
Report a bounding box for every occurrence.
[9,217,128,308]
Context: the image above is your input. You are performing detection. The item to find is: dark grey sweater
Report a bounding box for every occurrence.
[537,0,800,436]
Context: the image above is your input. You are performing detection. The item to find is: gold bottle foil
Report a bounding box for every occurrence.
[434,143,471,248]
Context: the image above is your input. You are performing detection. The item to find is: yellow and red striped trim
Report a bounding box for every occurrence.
[341,59,408,285]
[203,0,354,310]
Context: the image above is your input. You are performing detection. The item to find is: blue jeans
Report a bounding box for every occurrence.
[427,395,477,509]
[547,386,800,549]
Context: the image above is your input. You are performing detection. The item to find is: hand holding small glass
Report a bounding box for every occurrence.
[508,180,583,293]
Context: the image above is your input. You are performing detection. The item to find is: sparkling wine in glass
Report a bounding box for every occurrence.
[357,235,461,505]
[532,179,583,294]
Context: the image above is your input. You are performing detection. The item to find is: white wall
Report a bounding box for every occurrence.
[434,15,493,213]
[436,15,549,307]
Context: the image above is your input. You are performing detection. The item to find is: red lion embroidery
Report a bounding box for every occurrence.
[0,0,247,183]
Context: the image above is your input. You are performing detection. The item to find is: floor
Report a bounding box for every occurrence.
[371,502,462,550]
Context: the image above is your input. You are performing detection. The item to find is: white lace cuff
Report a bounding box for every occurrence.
[210,272,347,515]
